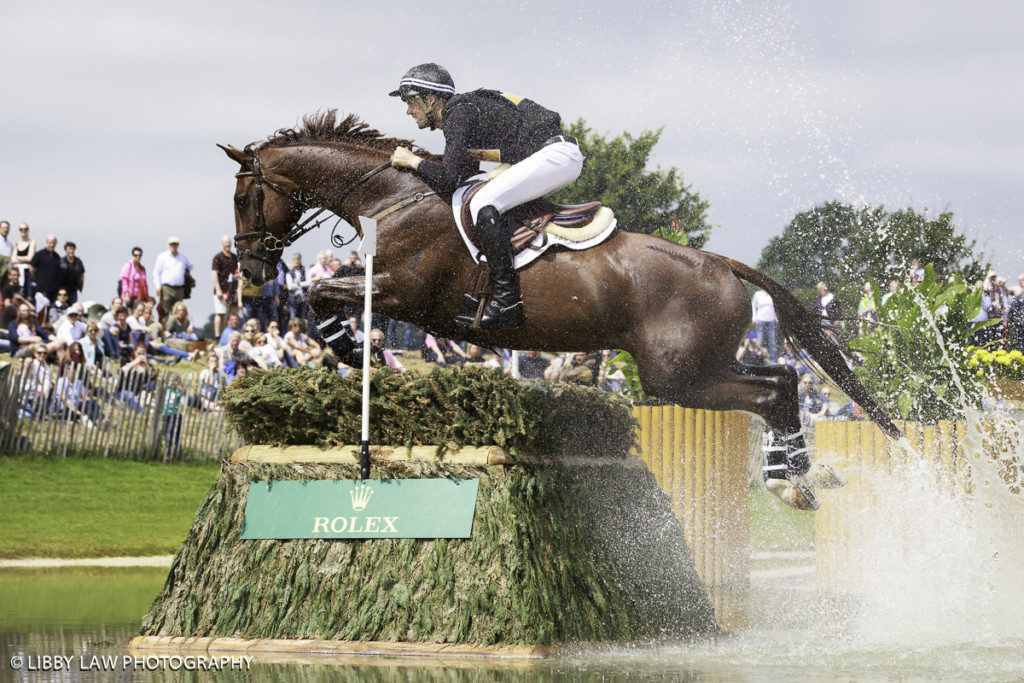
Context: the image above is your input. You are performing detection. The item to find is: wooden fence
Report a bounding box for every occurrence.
[0,357,238,461]
[813,417,1023,591]
[632,406,751,630]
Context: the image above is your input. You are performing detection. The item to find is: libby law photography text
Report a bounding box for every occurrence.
[9,653,253,673]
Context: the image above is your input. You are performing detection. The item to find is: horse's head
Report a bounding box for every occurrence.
[219,144,306,285]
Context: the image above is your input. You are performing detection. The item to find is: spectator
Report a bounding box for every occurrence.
[60,241,85,304]
[517,349,550,380]
[422,333,467,366]
[11,223,36,298]
[238,319,259,353]
[264,320,297,367]
[195,354,223,412]
[736,333,766,366]
[307,251,332,282]
[153,236,194,321]
[54,349,104,426]
[79,321,106,368]
[119,246,149,307]
[249,333,284,369]
[18,345,54,418]
[908,258,925,285]
[751,288,778,363]
[116,342,157,410]
[284,318,322,367]
[56,303,87,345]
[3,267,21,303]
[46,288,70,324]
[367,328,404,371]
[881,279,900,305]
[857,282,878,336]
[211,235,238,338]
[103,307,135,361]
[238,274,263,324]
[285,253,309,322]
[256,263,284,332]
[11,303,64,358]
[597,349,626,392]
[811,281,843,340]
[559,351,598,386]
[0,220,11,281]
[162,374,185,450]
[216,331,246,376]
[797,374,828,417]
[335,251,363,278]
[98,297,124,331]
[219,312,242,347]
[165,301,198,341]
[29,234,62,313]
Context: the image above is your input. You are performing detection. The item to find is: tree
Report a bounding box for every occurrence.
[551,119,714,249]
[757,201,989,315]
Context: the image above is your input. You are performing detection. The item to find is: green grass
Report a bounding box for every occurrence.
[749,485,815,552]
[0,456,218,558]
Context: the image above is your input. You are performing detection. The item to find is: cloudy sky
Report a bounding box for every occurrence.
[3,0,1022,321]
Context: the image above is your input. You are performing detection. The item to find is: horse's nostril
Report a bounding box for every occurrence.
[240,268,252,280]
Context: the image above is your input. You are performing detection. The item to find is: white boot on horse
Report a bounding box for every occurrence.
[762,427,844,511]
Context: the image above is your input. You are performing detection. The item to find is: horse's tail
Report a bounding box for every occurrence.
[722,256,902,441]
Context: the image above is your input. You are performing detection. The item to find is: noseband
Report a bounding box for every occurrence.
[233,153,393,266]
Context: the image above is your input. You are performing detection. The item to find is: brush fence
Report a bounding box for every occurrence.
[814,415,1023,591]
[631,406,751,631]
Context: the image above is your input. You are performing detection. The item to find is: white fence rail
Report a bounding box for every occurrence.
[0,358,238,461]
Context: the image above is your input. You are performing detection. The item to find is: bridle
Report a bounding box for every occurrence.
[233,150,429,267]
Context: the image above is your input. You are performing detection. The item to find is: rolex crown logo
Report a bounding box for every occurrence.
[350,484,374,512]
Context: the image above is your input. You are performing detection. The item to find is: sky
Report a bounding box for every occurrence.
[2,0,1022,322]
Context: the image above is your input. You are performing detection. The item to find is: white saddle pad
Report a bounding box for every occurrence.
[451,172,618,271]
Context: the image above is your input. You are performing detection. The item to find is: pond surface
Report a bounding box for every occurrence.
[3,566,1023,681]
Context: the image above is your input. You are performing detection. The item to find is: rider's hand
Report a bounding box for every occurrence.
[390,147,422,170]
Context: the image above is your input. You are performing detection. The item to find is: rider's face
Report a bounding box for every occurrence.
[404,96,432,129]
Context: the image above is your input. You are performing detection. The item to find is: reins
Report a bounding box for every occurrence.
[233,153,434,265]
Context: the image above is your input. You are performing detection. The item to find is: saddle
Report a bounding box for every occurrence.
[459,165,615,254]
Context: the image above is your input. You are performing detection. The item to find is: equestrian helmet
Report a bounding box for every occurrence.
[389,63,456,100]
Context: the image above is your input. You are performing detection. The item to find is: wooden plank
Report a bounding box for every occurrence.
[231,444,514,466]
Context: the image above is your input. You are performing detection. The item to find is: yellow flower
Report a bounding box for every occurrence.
[1010,350,1023,359]
[976,369,984,377]
[997,356,1011,365]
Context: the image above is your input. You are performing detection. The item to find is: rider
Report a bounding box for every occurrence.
[388,63,584,329]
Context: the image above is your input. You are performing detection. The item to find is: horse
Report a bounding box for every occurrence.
[220,110,901,510]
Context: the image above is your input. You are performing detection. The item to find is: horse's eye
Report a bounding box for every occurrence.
[234,195,250,209]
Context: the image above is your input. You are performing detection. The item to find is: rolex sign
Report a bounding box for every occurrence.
[240,479,480,539]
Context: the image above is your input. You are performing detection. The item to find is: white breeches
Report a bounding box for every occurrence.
[469,141,584,223]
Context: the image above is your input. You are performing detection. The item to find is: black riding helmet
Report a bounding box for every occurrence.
[388,63,456,100]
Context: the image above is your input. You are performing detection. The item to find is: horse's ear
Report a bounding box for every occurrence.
[217,144,251,169]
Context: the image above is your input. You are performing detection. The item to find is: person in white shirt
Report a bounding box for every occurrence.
[306,251,332,282]
[153,236,194,321]
[55,304,87,345]
[0,220,13,280]
[751,289,778,363]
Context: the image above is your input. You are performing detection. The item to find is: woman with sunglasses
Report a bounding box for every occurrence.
[11,223,36,298]
[119,246,148,307]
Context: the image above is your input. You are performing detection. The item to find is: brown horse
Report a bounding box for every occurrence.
[221,111,900,509]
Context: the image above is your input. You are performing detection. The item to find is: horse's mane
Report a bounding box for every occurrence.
[248,109,440,161]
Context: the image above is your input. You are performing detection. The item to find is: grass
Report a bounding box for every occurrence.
[0,456,219,558]
[749,484,815,552]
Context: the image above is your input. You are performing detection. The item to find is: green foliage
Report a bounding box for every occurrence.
[758,201,989,315]
[139,459,717,644]
[849,265,996,423]
[221,366,636,458]
[552,119,713,248]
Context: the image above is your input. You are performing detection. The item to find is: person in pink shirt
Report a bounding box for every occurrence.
[119,246,149,306]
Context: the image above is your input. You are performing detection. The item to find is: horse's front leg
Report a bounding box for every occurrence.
[306,274,393,365]
[307,274,390,317]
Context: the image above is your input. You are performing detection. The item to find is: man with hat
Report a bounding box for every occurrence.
[153,236,194,322]
[56,302,87,345]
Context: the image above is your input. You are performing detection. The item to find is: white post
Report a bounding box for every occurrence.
[357,216,378,479]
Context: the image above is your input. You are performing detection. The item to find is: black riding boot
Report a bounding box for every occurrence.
[454,205,524,329]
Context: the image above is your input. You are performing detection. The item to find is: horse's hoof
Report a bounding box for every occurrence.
[797,462,844,489]
[765,478,820,511]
